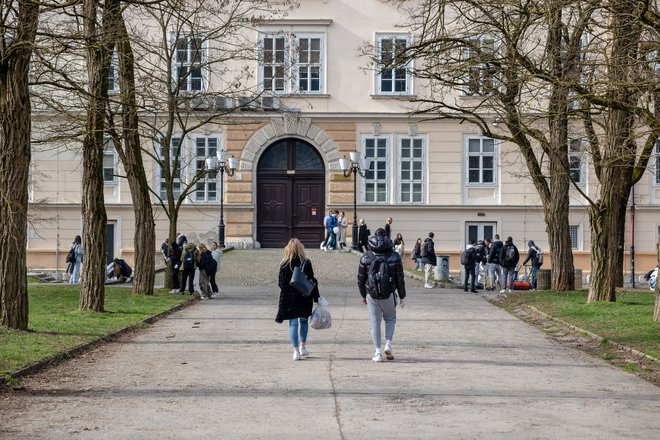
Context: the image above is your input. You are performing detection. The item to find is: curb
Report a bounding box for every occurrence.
[521,304,660,364]
[1,296,198,385]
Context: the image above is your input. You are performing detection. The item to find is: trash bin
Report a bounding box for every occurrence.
[537,269,551,290]
[574,269,583,289]
[435,254,450,281]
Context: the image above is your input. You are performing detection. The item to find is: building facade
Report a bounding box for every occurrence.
[27,0,660,276]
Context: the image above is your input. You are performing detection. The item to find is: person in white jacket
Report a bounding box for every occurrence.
[338,211,348,250]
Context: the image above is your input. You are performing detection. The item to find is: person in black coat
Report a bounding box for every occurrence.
[276,238,320,361]
[421,232,437,288]
[357,229,406,362]
[499,236,519,292]
[358,218,370,252]
[168,242,182,294]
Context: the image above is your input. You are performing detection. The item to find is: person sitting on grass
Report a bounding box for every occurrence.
[106,258,133,283]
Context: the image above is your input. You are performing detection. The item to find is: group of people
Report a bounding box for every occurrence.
[460,236,543,293]
[320,209,349,251]
[277,224,407,363]
[162,233,222,299]
[66,235,134,284]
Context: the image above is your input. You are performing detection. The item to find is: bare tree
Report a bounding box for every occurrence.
[0,0,40,329]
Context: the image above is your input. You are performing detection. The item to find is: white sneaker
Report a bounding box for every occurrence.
[424,283,434,289]
[384,344,394,360]
[299,346,309,356]
[169,289,178,294]
[372,352,384,362]
[293,351,301,361]
[507,289,512,292]
[499,289,506,293]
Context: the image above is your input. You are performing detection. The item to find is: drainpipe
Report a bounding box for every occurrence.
[630,185,635,288]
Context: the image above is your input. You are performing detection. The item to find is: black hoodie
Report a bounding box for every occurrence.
[357,235,406,299]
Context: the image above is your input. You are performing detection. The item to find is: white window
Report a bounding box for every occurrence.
[363,137,389,203]
[103,137,118,184]
[466,136,496,185]
[173,34,206,92]
[463,36,496,96]
[569,137,585,184]
[376,34,411,95]
[399,137,424,203]
[159,137,182,200]
[466,223,496,244]
[195,137,218,202]
[569,225,580,250]
[260,33,324,94]
[108,52,119,93]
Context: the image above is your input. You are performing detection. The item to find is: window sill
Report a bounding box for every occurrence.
[277,93,331,98]
[370,94,417,100]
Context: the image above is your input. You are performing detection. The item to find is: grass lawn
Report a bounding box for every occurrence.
[0,285,189,376]
[497,289,660,359]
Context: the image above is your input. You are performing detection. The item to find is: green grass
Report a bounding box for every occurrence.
[26,276,45,283]
[499,290,660,359]
[0,285,189,376]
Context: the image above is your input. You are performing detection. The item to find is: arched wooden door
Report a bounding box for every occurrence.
[256,138,325,248]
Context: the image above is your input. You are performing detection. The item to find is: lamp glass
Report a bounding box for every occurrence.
[338,157,350,170]
[205,157,217,170]
[360,158,372,171]
[217,149,228,163]
[228,155,239,170]
[349,151,360,163]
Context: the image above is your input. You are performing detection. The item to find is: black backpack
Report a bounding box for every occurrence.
[206,256,217,275]
[365,252,395,300]
[183,250,195,270]
[66,248,76,264]
[504,245,517,266]
[420,241,428,257]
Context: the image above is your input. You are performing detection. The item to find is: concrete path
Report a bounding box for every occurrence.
[1,249,659,439]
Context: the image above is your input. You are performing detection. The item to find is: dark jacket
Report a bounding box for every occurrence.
[521,240,541,268]
[384,223,391,239]
[198,249,214,272]
[357,235,407,300]
[499,239,519,269]
[358,224,369,249]
[488,239,504,265]
[411,242,422,260]
[420,237,437,266]
[276,256,320,323]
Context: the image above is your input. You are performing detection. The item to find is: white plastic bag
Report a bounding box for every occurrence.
[310,296,331,329]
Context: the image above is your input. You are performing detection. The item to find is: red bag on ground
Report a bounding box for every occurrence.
[513,280,531,290]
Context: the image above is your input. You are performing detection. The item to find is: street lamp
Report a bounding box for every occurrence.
[339,151,372,251]
[206,149,238,248]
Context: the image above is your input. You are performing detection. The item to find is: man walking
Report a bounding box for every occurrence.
[384,217,393,239]
[499,236,519,292]
[357,228,406,362]
[420,232,437,288]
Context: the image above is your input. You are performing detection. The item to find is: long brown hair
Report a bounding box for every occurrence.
[280,238,306,268]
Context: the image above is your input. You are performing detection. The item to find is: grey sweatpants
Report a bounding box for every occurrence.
[366,294,397,349]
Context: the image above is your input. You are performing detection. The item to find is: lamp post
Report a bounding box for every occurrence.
[339,151,372,251]
[206,149,238,248]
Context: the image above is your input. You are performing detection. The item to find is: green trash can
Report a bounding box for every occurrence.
[537,269,551,290]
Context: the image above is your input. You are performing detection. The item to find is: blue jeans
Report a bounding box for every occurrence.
[70,255,82,284]
[530,266,539,289]
[289,318,309,347]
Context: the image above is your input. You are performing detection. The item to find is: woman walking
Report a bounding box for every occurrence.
[394,233,405,258]
[411,238,423,271]
[275,238,320,361]
[338,211,348,250]
[69,235,83,284]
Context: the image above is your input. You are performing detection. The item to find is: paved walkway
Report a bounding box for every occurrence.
[1,249,659,439]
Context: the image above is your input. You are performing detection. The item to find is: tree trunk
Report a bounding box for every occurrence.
[654,238,660,321]
[0,0,40,329]
[116,15,155,295]
[79,0,120,311]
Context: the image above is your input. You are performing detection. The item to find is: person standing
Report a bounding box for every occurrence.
[393,233,405,258]
[521,240,542,290]
[176,232,187,249]
[321,210,333,250]
[487,234,504,291]
[420,232,437,289]
[168,241,182,294]
[461,240,478,293]
[178,242,197,295]
[499,236,520,292]
[338,211,348,250]
[358,218,370,252]
[160,239,169,266]
[209,241,222,295]
[275,239,320,361]
[196,243,214,299]
[357,228,406,362]
[69,235,83,284]
[384,217,393,239]
[325,210,339,251]
[411,238,423,271]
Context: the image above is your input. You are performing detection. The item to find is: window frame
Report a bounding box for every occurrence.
[259,32,326,94]
[172,33,208,93]
[568,137,586,185]
[397,135,426,204]
[158,136,183,201]
[465,223,497,245]
[361,134,391,204]
[194,135,220,203]
[375,33,412,95]
[465,135,497,186]
[462,35,498,96]
[103,138,118,185]
[108,52,119,93]
[569,224,581,250]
